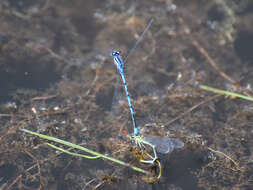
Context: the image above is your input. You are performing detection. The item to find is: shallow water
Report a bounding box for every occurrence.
[0,0,253,189]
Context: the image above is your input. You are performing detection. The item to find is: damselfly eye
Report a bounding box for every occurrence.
[110,51,121,56]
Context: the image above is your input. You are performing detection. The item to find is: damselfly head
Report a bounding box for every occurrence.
[110,51,121,57]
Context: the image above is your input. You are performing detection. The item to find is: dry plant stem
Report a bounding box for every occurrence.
[88,170,122,189]
[207,147,240,170]
[7,143,85,190]
[31,95,58,101]
[0,114,12,117]
[7,149,46,190]
[83,178,96,190]
[0,0,50,19]
[166,94,221,126]
[94,180,107,190]
[0,124,18,142]
[192,40,253,98]
[7,162,40,190]
[192,40,236,84]
[226,112,241,125]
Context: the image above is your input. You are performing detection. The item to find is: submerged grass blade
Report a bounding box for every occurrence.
[46,143,101,159]
[21,129,150,174]
[199,84,253,101]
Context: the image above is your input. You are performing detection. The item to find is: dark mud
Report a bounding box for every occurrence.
[0,0,253,189]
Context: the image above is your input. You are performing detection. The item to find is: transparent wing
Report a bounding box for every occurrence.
[144,136,184,154]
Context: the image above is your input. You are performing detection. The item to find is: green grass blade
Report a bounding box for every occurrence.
[21,129,150,174]
[46,143,101,159]
[199,84,253,101]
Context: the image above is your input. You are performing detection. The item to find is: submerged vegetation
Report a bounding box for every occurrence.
[0,0,253,189]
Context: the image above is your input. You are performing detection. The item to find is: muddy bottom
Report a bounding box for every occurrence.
[0,0,253,189]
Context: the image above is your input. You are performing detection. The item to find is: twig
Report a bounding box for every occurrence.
[192,40,236,84]
[165,94,221,126]
[31,95,57,101]
[192,39,253,98]
[207,147,240,170]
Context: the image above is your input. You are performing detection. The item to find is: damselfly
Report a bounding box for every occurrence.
[130,135,184,164]
[110,18,153,136]
[110,18,184,164]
